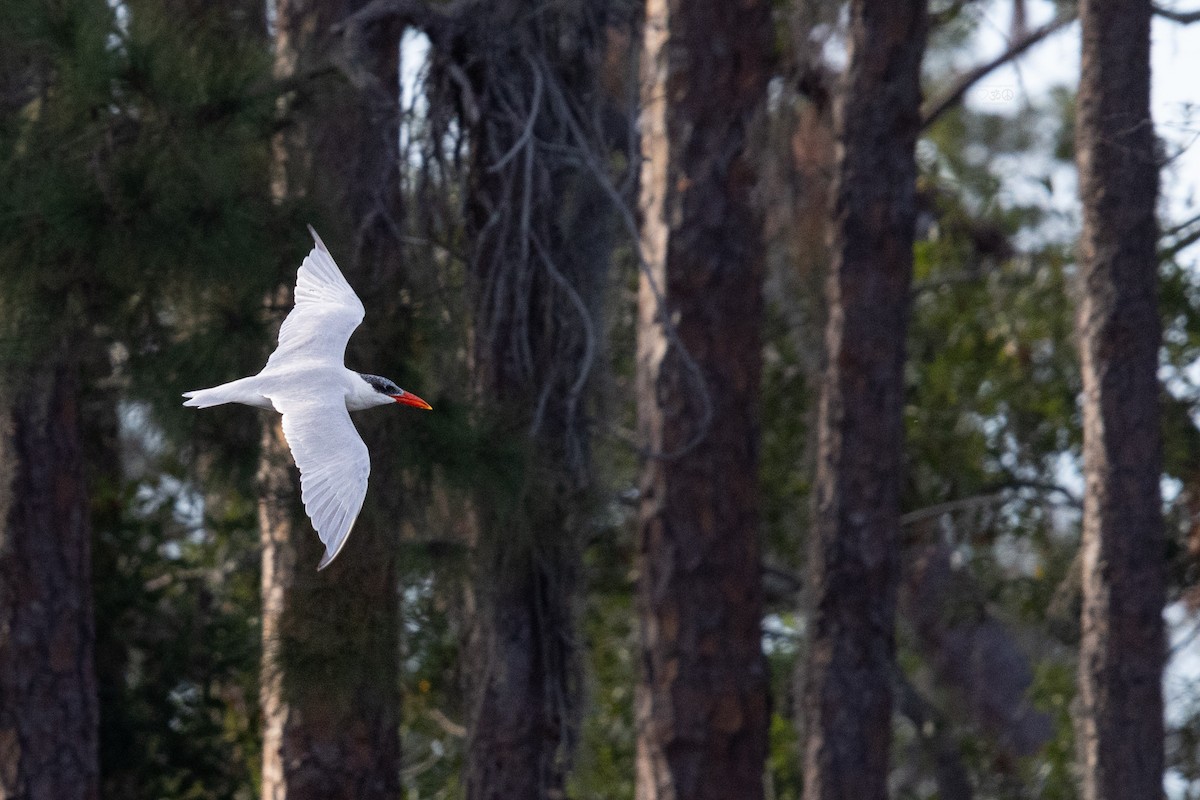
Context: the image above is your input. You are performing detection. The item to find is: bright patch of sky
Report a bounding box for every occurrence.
[967,1,1200,247]
[399,29,431,160]
[119,400,206,554]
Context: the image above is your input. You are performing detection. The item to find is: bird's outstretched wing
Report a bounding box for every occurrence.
[266,226,366,370]
[270,392,370,570]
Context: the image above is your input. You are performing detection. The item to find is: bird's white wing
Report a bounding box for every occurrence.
[271,392,371,570]
[266,226,366,370]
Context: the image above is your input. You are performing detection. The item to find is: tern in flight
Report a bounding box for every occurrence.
[184,226,431,570]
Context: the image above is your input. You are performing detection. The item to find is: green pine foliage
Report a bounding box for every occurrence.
[0,1,283,795]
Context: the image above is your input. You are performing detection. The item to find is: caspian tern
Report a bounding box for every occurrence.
[184,226,431,570]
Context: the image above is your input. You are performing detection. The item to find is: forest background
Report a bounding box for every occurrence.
[3,0,1200,799]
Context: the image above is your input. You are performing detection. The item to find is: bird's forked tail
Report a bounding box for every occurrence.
[182,376,271,409]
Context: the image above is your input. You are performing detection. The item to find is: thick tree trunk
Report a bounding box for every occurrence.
[634,1,772,798]
[1074,2,1165,799]
[800,3,928,800]
[259,1,403,797]
[259,422,401,800]
[465,531,577,800]
[0,360,99,800]
[445,4,618,797]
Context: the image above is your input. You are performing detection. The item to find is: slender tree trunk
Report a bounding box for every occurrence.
[800,3,928,800]
[1074,2,1165,798]
[259,2,403,797]
[634,1,772,798]
[0,358,99,800]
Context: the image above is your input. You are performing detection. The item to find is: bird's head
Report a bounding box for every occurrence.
[358,373,432,410]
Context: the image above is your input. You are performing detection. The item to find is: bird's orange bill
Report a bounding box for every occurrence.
[391,392,432,410]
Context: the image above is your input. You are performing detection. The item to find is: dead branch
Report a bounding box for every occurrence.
[902,480,1082,528]
[487,57,543,174]
[902,492,1007,527]
[921,13,1077,129]
[1160,210,1200,260]
[1154,3,1200,23]
[531,233,596,461]
[427,707,468,739]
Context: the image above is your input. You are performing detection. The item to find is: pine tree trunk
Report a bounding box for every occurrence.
[259,422,402,800]
[465,530,577,800]
[634,1,772,797]
[0,359,99,800]
[446,4,618,796]
[1074,2,1165,798]
[259,2,403,797]
[800,3,928,800]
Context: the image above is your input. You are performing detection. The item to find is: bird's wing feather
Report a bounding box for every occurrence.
[266,226,366,370]
[270,392,371,570]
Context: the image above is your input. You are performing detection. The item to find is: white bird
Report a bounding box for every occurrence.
[183,226,431,570]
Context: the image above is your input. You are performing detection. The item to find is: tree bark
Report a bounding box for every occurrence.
[465,534,578,800]
[1074,2,1165,799]
[259,424,402,800]
[634,0,772,798]
[800,3,928,800]
[0,359,99,800]
[259,1,403,797]
[433,4,620,797]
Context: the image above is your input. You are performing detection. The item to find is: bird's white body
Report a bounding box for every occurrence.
[183,368,396,413]
[184,227,429,570]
